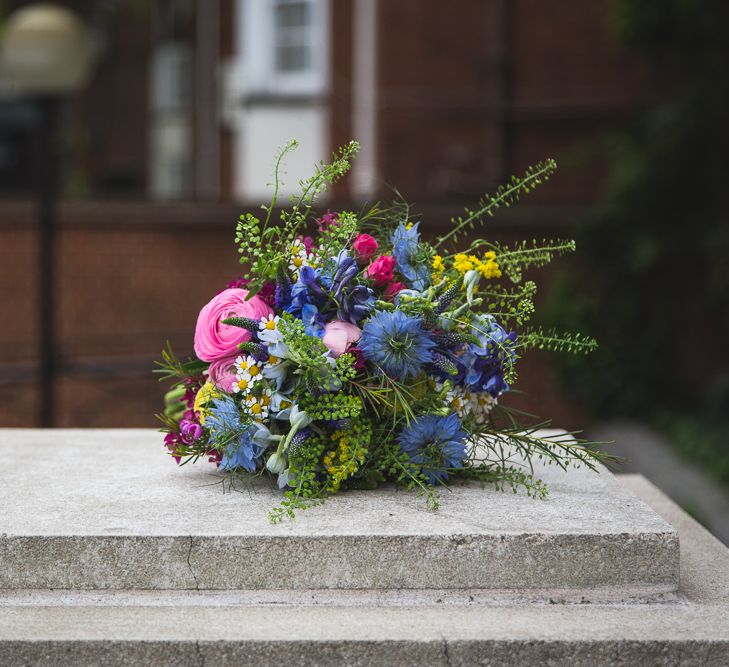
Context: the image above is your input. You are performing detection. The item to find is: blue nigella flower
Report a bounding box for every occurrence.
[359,310,435,379]
[206,396,264,472]
[391,222,430,291]
[398,413,468,485]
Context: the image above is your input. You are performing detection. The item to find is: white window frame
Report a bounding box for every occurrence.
[238,0,329,96]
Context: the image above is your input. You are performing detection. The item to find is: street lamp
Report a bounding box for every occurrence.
[0,4,94,427]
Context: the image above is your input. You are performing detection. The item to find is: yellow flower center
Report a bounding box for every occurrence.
[261,394,270,406]
[251,403,262,415]
[268,355,279,364]
[248,366,260,377]
[237,379,249,391]
[292,257,303,268]
[265,320,276,330]
[281,400,291,409]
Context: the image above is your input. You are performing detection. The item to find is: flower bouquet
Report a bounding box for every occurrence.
[157,141,609,522]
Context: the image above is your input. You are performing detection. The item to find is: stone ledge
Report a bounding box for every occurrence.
[0,473,728,664]
[0,429,678,592]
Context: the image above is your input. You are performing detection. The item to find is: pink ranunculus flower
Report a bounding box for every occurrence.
[365,255,397,287]
[194,288,273,362]
[322,320,362,357]
[207,355,239,392]
[384,281,407,301]
[352,233,378,262]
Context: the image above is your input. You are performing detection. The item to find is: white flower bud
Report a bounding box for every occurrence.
[463,270,480,305]
[266,451,287,474]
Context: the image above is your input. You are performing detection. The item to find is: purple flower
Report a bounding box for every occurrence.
[179,419,203,445]
[338,285,375,324]
[316,210,339,231]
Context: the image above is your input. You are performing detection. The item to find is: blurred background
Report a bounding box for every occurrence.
[0,0,727,540]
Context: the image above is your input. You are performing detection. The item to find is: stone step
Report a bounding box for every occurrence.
[0,429,678,592]
[1,477,728,666]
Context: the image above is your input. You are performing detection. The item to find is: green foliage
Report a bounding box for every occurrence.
[299,393,364,421]
[434,160,557,250]
[452,464,549,498]
[485,239,575,284]
[278,314,340,391]
[519,328,598,355]
[153,341,207,382]
[480,281,538,326]
[237,141,360,295]
[317,210,359,259]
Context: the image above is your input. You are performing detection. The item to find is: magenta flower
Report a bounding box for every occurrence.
[365,255,397,287]
[194,288,273,362]
[384,281,407,301]
[316,210,339,232]
[207,355,239,392]
[352,233,378,262]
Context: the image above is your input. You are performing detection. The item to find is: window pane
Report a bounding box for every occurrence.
[274,2,310,29]
[275,44,311,72]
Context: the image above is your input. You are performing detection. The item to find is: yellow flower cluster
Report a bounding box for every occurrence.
[452,251,501,279]
[193,382,220,425]
[323,430,365,492]
[431,254,446,283]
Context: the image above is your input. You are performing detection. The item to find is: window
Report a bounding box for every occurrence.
[273,0,313,73]
[238,0,329,95]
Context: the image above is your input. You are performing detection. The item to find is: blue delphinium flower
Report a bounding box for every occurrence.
[460,315,516,397]
[338,284,375,324]
[285,266,326,336]
[275,271,292,311]
[206,396,264,472]
[398,413,467,485]
[391,222,430,291]
[301,303,325,337]
[286,266,323,315]
[330,250,358,300]
[359,310,435,378]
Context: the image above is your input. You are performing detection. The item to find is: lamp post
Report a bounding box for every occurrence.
[0,4,93,427]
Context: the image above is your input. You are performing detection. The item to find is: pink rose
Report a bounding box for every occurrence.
[194,288,273,362]
[365,255,397,287]
[352,233,378,262]
[207,355,239,392]
[384,281,407,301]
[322,320,362,357]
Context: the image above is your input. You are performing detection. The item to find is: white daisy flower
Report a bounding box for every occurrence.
[244,387,272,421]
[288,239,310,276]
[262,354,289,389]
[471,392,497,420]
[235,354,263,382]
[258,314,284,345]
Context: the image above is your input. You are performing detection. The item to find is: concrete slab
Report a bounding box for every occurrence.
[0,429,678,591]
[0,475,727,665]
